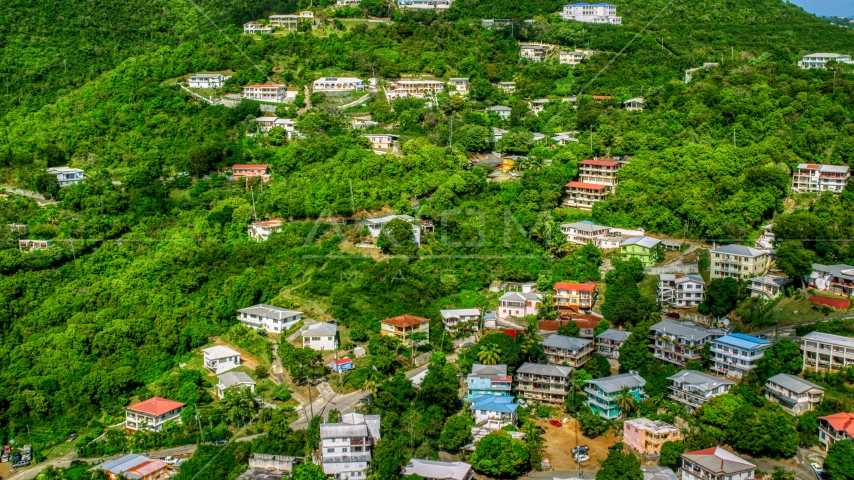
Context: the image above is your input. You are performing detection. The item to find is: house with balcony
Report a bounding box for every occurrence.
[466,364,512,399]
[710,333,771,379]
[553,132,579,145]
[561,3,622,24]
[469,395,518,429]
[313,77,365,92]
[46,166,85,187]
[399,0,453,10]
[365,214,422,246]
[497,291,542,319]
[18,239,52,252]
[188,73,231,89]
[203,345,241,374]
[620,236,663,266]
[657,274,705,308]
[514,362,573,404]
[248,220,283,241]
[242,84,289,103]
[216,371,256,399]
[562,181,611,210]
[386,80,445,99]
[801,331,854,372]
[596,328,631,358]
[649,320,723,366]
[363,134,398,150]
[792,164,850,193]
[559,50,588,65]
[519,44,546,62]
[747,275,793,300]
[805,263,854,297]
[709,244,772,281]
[302,322,338,351]
[232,164,270,182]
[482,18,513,29]
[320,413,381,479]
[584,373,646,420]
[448,78,470,95]
[560,220,611,245]
[553,282,595,314]
[269,14,298,29]
[440,308,480,330]
[681,448,756,480]
[403,460,473,480]
[243,21,273,34]
[380,314,430,345]
[819,413,854,452]
[623,418,681,456]
[541,335,594,367]
[624,98,644,111]
[798,53,854,69]
[125,397,185,432]
[579,159,624,186]
[497,82,516,94]
[237,304,303,334]
[764,373,825,416]
[486,105,512,119]
[530,99,549,115]
[755,223,775,249]
[667,370,734,411]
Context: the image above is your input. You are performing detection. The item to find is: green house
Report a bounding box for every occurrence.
[584,373,647,420]
[620,236,664,267]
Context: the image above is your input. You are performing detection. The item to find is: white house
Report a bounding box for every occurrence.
[448,78,470,95]
[624,98,644,111]
[487,106,512,119]
[269,14,299,30]
[216,371,256,399]
[747,275,793,300]
[681,448,756,480]
[798,53,854,69]
[313,77,365,92]
[667,370,734,411]
[710,333,772,379]
[46,167,85,187]
[497,291,542,319]
[243,21,273,34]
[237,304,303,334]
[242,84,288,103]
[469,395,518,429]
[561,3,622,24]
[439,308,480,330]
[320,413,381,480]
[188,73,231,89]
[559,50,587,65]
[519,44,546,62]
[657,274,705,308]
[764,373,825,416]
[125,397,185,432]
[248,220,283,241]
[203,345,241,374]
[792,164,850,193]
[363,134,398,150]
[530,99,549,115]
[302,322,338,351]
[365,214,421,246]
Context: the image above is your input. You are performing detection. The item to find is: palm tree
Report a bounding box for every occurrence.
[615,386,637,417]
[525,317,543,342]
[478,343,502,365]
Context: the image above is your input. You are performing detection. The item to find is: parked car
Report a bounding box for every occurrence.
[811,462,829,480]
[212,439,228,445]
[574,454,590,463]
[163,456,177,465]
[67,433,78,442]
[13,459,31,469]
[257,330,268,337]
[12,452,21,464]
[666,312,680,319]
[549,419,562,427]
[493,163,502,168]
[1,453,8,463]
[533,426,545,434]
[571,446,589,455]
[70,460,86,467]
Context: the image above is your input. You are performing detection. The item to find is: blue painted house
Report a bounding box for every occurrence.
[465,364,512,400]
[470,394,518,429]
[584,373,647,420]
[330,357,354,373]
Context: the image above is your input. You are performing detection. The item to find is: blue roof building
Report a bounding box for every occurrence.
[710,333,772,379]
[469,394,518,428]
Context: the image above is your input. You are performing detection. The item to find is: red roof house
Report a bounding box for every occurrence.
[819,413,854,450]
[126,397,186,432]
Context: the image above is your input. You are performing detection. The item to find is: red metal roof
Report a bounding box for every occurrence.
[127,397,185,416]
[128,459,169,476]
[233,164,269,170]
[253,220,283,227]
[334,357,353,365]
[382,314,430,328]
[554,282,596,291]
[580,159,620,167]
[565,181,608,190]
[820,413,854,436]
[593,95,613,100]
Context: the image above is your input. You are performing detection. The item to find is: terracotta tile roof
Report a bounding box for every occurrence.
[232,164,269,170]
[381,314,430,328]
[565,181,608,190]
[127,397,185,416]
[554,282,596,291]
[820,413,854,436]
[580,159,620,167]
[128,459,169,476]
[253,220,283,227]
[593,95,613,100]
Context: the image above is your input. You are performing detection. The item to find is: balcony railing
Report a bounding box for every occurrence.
[516,384,567,394]
[322,454,372,464]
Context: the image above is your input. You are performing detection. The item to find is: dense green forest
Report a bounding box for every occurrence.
[1,0,854,477]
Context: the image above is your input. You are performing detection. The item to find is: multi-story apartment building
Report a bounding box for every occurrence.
[584,373,646,420]
[469,395,518,429]
[46,167,85,187]
[530,99,549,115]
[596,328,631,358]
[553,282,595,313]
[386,80,445,99]
[805,263,854,297]
[710,333,772,379]
[243,21,273,34]
[497,82,516,94]
[497,291,542,319]
[269,14,298,29]
[755,223,774,249]
[709,244,772,280]
[248,220,283,241]
[792,164,850,193]
[559,50,588,65]
[764,373,825,416]
[380,314,430,345]
[560,2,622,24]
[541,335,594,367]
[560,221,611,244]
[747,275,793,300]
[798,53,854,69]
[667,370,734,411]
[579,159,624,186]
[519,44,546,62]
[562,181,610,209]
[237,304,303,334]
[801,331,854,372]
[440,308,480,330]
[623,418,681,456]
[818,413,854,452]
[313,77,365,92]
[681,448,756,480]
[302,322,338,351]
[466,364,512,399]
[447,78,470,95]
[649,320,724,366]
[188,73,231,89]
[657,274,705,308]
[620,236,663,267]
[514,362,573,405]
[125,397,185,432]
[242,84,288,103]
[319,413,381,480]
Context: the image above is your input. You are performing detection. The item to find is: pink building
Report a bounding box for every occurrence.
[623,418,681,456]
[232,164,270,183]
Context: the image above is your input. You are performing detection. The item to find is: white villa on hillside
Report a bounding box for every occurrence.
[798,53,854,69]
[658,274,705,308]
[320,413,381,480]
[365,214,422,246]
[216,371,256,399]
[203,345,241,374]
[560,3,622,24]
[46,167,85,187]
[237,304,303,334]
[189,73,231,89]
[302,322,339,351]
[313,77,365,92]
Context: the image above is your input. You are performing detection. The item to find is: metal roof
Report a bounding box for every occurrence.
[516,362,572,377]
[440,308,480,319]
[403,460,472,480]
[681,447,755,475]
[541,335,592,351]
[238,304,302,320]
[712,333,770,350]
[218,371,256,388]
[562,221,610,232]
[621,236,660,248]
[642,465,679,480]
[650,320,723,340]
[766,373,824,394]
[99,454,150,474]
[596,328,631,342]
[585,373,646,393]
[320,423,368,439]
[802,331,854,348]
[203,345,240,359]
[469,395,518,413]
[499,291,542,302]
[667,370,734,391]
[302,322,337,336]
[811,263,854,281]
[711,244,770,258]
[470,364,508,377]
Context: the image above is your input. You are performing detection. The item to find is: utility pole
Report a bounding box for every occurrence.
[304,364,314,420]
[250,186,257,221]
[195,404,204,444]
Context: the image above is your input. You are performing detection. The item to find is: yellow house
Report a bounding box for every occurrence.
[380,314,430,344]
[502,155,526,173]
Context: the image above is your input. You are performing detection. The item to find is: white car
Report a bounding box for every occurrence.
[162,456,177,465]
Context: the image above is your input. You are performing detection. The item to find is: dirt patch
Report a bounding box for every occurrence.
[537,416,620,471]
[0,462,10,479]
